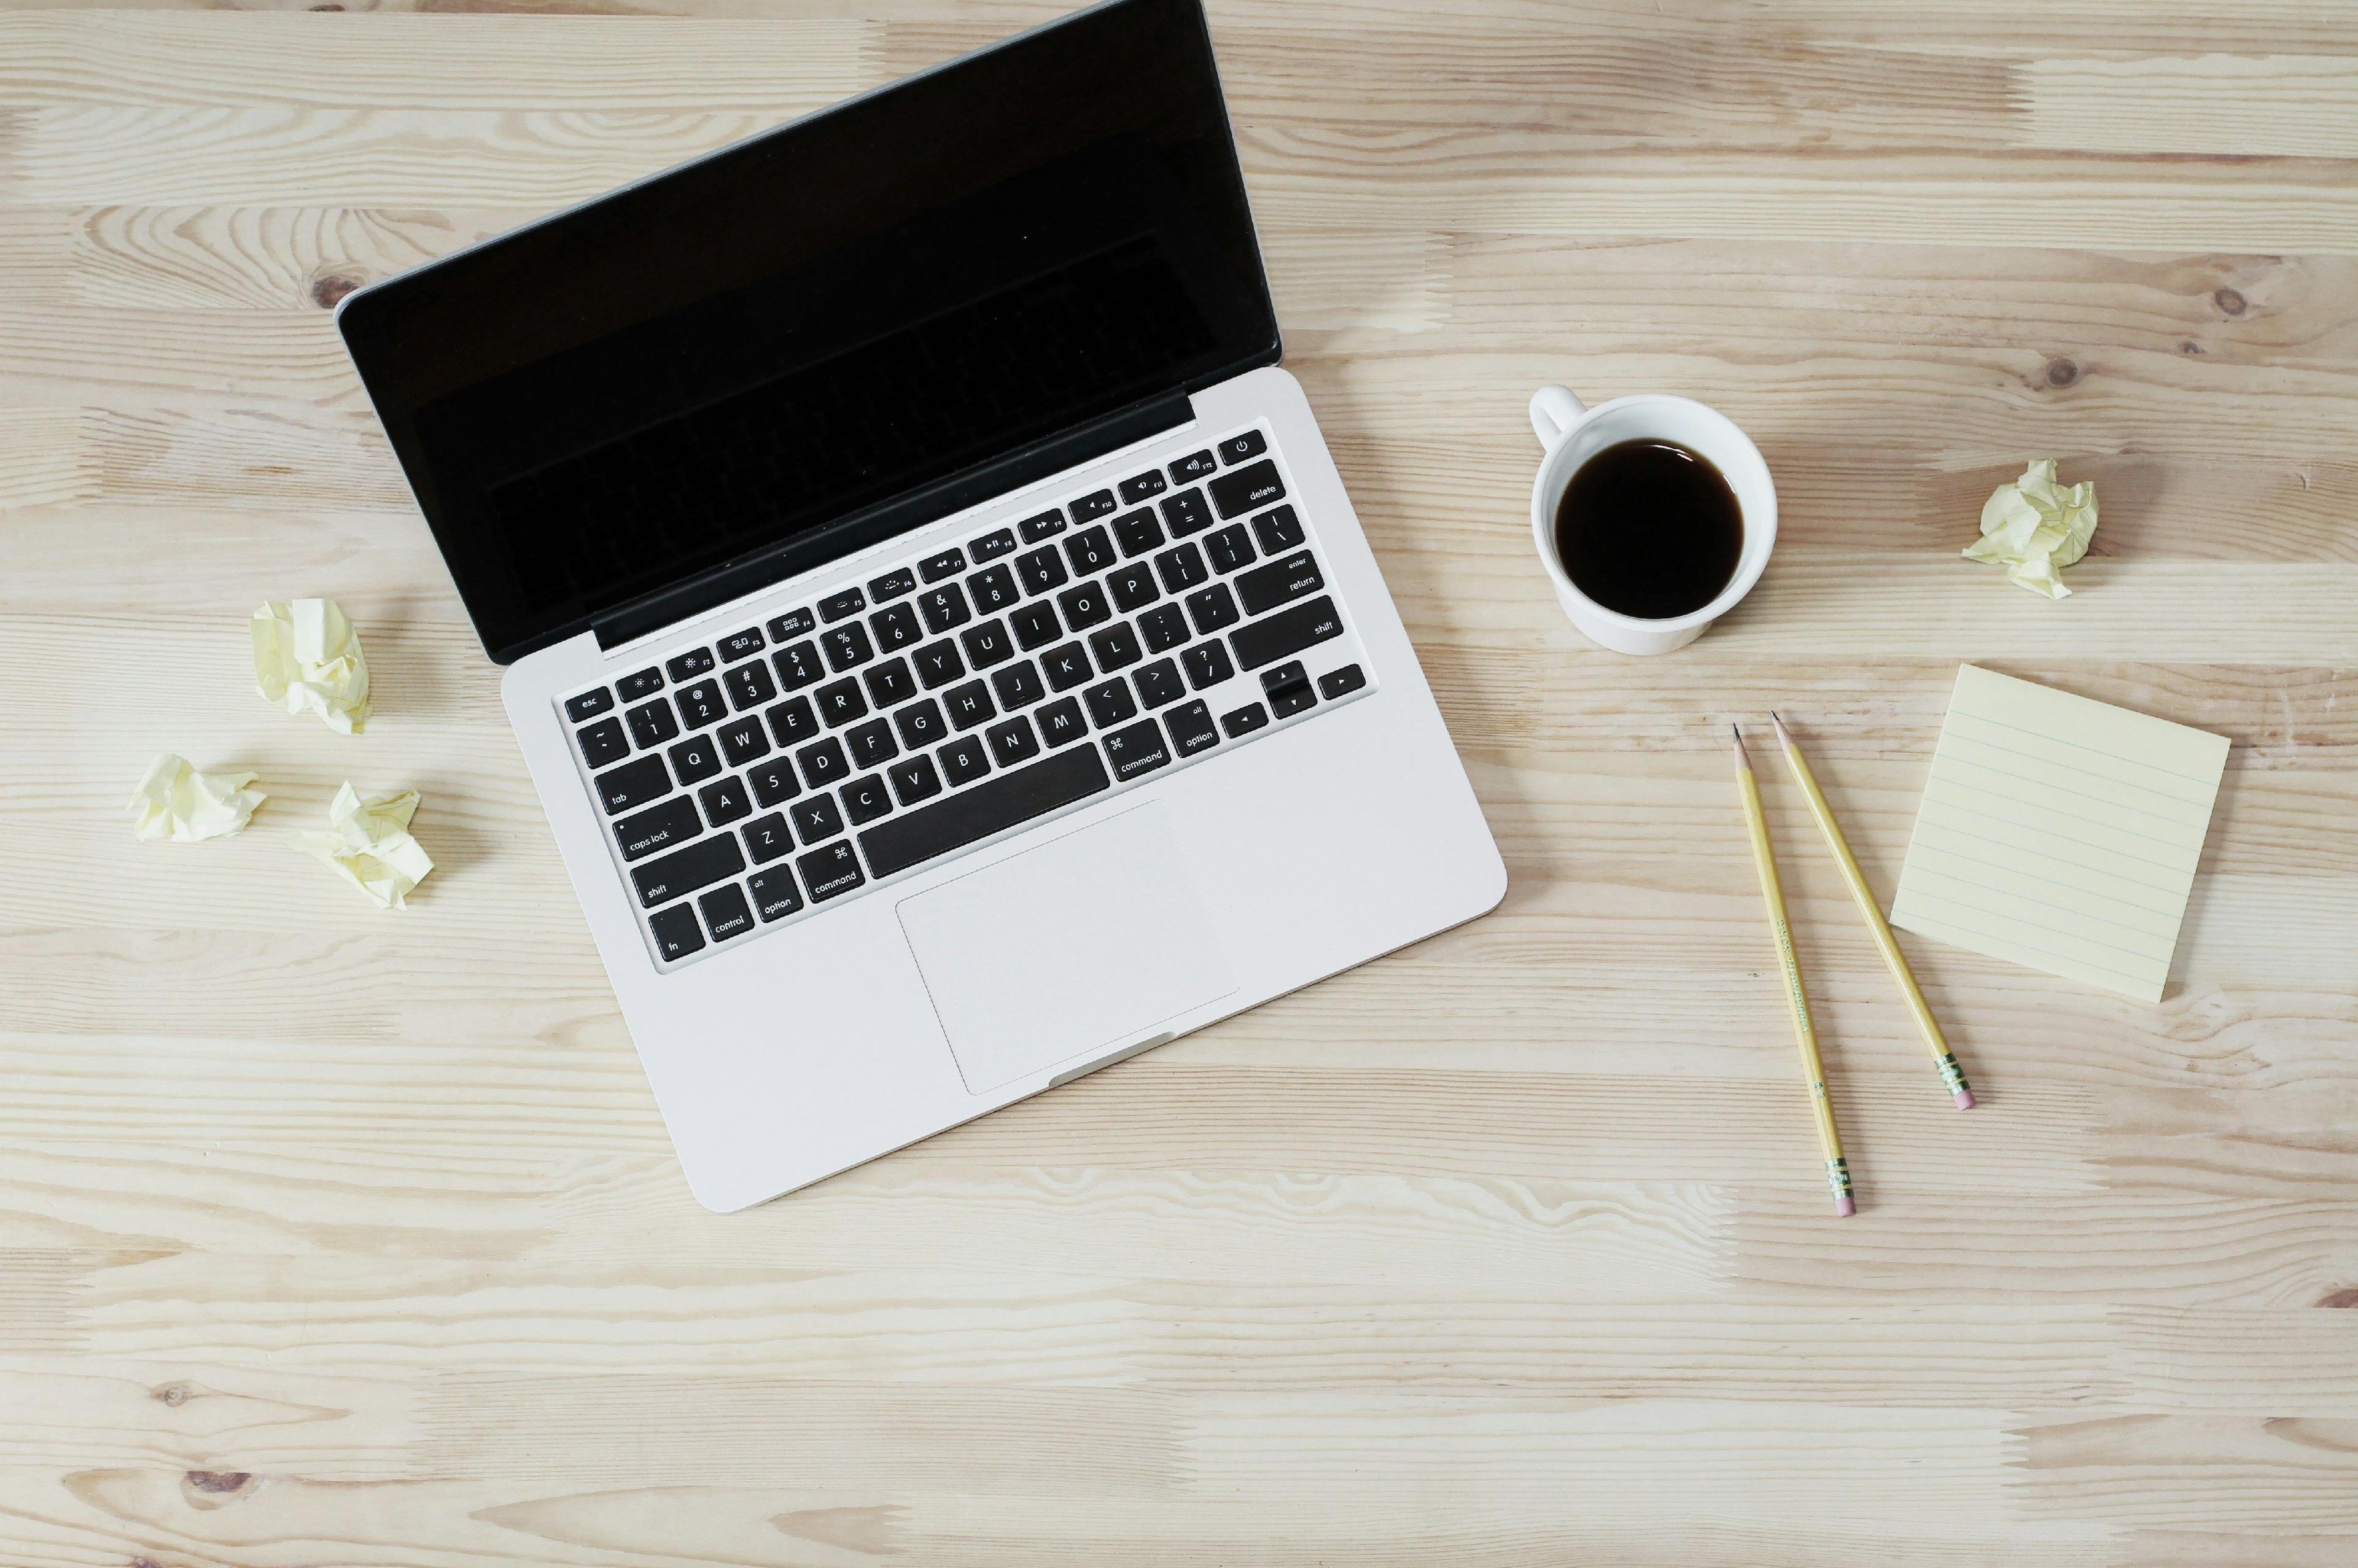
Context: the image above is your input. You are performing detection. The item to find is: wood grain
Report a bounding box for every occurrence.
[2,1,2355,1563]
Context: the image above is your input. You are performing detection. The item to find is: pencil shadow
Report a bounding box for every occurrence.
[2164,752,2241,1004]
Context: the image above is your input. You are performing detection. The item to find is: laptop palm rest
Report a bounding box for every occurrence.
[897,804,1237,1095]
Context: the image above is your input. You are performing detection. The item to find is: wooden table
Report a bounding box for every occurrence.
[5,2,2356,1562]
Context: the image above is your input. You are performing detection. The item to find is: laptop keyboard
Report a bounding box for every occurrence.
[556,424,1374,968]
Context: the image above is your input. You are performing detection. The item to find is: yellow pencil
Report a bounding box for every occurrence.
[1772,712,1975,1110]
[1731,723,1855,1216]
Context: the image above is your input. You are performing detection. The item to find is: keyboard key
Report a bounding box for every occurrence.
[1019,508,1065,543]
[575,716,628,769]
[859,744,1111,879]
[841,772,892,826]
[913,639,966,689]
[870,602,922,652]
[818,586,866,622]
[1237,549,1325,616]
[986,714,1040,767]
[1070,488,1116,522]
[1218,429,1267,464]
[1133,658,1186,709]
[1101,719,1171,780]
[765,607,814,642]
[749,758,800,807]
[1113,508,1164,557]
[1037,695,1088,747]
[699,885,755,943]
[648,903,706,961]
[719,626,765,662]
[1164,699,1220,757]
[725,660,776,712]
[773,639,825,690]
[743,812,795,863]
[1089,621,1142,672]
[1016,545,1069,596]
[797,737,849,790]
[991,658,1046,712]
[1186,582,1241,636]
[895,697,947,750]
[917,549,965,583]
[968,562,1019,615]
[666,647,715,681]
[1084,677,1138,728]
[749,868,803,922]
[790,793,844,844]
[595,754,671,815]
[890,753,943,806]
[1065,526,1116,576]
[1139,603,1190,654]
[816,677,868,728]
[699,775,753,826]
[1108,561,1161,613]
[1155,541,1208,594]
[1011,599,1062,650]
[797,840,866,902]
[1205,522,1255,573]
[1119,469,1167,504]
[628,697,682,748]
[846,716,898,770]
[1042,641,1093,691]
[939,734,991,787]
[1169,449,1216,483]
[970,527,1018,562]
[1267,672,1317,718]
[944,680,996,731]
[1057,581,1111,632]
[669,733,722,785]
[1221,703,1269,739]
[1319,664,1368,701]
[864,656,915,710]
[1251,503,1305,554]
[821,623,873,672]
[765,693,819,747]
[917,583,971,635]
[1159,487,1213,537]
[718,715,770,767]
[1209,459,1285,519]
[615,796,701,861]
[675,679,726,730]
[870,565,919,601]
[566,687,614,723]
[1183,640,1235,690]
[1232,594,1344,670]
[1261,661,1308,694]
[618,666,665,701]
[631,833,744,909]
[960,618,1014,669]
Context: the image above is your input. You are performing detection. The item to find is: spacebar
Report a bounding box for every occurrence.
[858,744,1113,879]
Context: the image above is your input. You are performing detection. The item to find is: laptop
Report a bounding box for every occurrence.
[336,0,1504,1210]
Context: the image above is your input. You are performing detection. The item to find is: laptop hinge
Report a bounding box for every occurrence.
[591,388,1196,654]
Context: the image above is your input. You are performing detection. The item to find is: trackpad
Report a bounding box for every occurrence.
[897,804,1237,1095]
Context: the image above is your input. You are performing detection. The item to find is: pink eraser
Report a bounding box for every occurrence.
[1954,1088,1977,1110]
[1833,1195,1856,1217]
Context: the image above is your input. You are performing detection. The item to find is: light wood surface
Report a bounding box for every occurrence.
[4,1,2356,1562]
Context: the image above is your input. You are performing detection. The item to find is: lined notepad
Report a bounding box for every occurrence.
[1889,666,2229,1003]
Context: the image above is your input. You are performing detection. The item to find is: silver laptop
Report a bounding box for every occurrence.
[337,0,1503,1209]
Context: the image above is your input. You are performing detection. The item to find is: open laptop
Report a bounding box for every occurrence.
[336,0,1504,1210]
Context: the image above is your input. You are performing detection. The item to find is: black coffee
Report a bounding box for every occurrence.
[1553,438,1743,620]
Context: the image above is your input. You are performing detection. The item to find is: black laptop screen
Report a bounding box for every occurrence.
[338,0,1278,663]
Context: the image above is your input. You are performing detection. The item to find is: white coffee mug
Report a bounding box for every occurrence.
[1529,386,1776,655]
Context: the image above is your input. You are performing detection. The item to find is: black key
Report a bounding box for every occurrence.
[566,687,615,723]
[1138,603,1191,654]
[797,736,849,790]
[1186,581,1242,636]
[1019,508,1066,543]
[913,638,966,689]
[669,732,722,785]
[749,758,800,807]
[821,622,874,672]
[700,885,754,944]
[666,646,715,681]
[818,586,866,622]
[1319,664,1368,701]
[1159,488,1213,538]
[970,527,1018,562]
[719,626,765,662]
[1089,621,1143,672]
[870,565,919,602]
[1232,594,1344,670]
[1164,699,1220,758]
[1218,429,1268,464]
[1252,503,1306,554]
[846,716,898,770]
[1261,661,1309,694]
[765,607,814,642]
[939,733,991,787]
[968,562,1019,615]
[765,694,819,748]
[1221,703,1270,739]
[1037,696,1088,747]
[631,833,744,909]
[986,714,1040,767]
[890,754,943,806]
[1133,658,1186,710]
[816,676,868,728]
[1084,677,1138,728]
[674,678,726,730]
[790,793,844,844]
[749,867,803,921]
[1169,449,1216,483]
[960,618,1014,669]
[725,659,777,711]
[1183,640,1235,690]
[1113,508,1164,557]
[944,680,997,731]
[895,697,947,750]
[1108,561,1161,613]
[1064,526,1116,576]
[1209,459,1285,519]
[1206,522,1255,573]
[1070,488,1116,522]
[864,656,915,710]
[1016,545,1069,596]
[1237,549,1325,616]
[699,775,753,826]
[1011,599,1062,650]
[595,753,671,815]
[718,715,770,767]
[1155,541,1209,595]
[772,639,825,690]
[797,840,866,902]
[841,772,892,826]
[860,745,1111,879]
[648,904,705,961]
[917,549,965,583]
[870,602,922,653]
[1268,676,1317,718]
[618,666,664,701]
[575,716,628,769]
[1119,469,1167,504]
[1042,641,1093,691]
[1101,719,1170,780]
[614,795,701,861]
[991,658,1046,712]
[742,812,795,864]
[1057,581,1111,632]
[917,583,971,635]
[627,697,681,749]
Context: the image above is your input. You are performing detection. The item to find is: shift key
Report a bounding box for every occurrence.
[631,834,745,909]
[1230,594,1344,670]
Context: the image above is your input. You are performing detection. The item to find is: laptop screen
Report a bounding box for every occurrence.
[338,0,1278,664]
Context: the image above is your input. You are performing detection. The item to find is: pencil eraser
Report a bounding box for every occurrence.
[1832,1195,1856,1217]
[1954,1088,1977,1110]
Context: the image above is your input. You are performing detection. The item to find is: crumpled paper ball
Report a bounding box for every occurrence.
[252,597,372,732]
[290,783,434,909]
[127,753,266,842]
[1963,459,2099,599]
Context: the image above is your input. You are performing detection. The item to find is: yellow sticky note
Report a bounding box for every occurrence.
[1889,666,2228,1003]
[252,597,371,734]
[290,783,434,909]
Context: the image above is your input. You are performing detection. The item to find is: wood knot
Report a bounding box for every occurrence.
[2043,357,2079,389]
[2213,287,2247,317]
[2320,1285,2358,1308]
[2179,340,2203,355]
[185,1470,250,1494]
[308,268,365,309]
[309,3,345,10]
[151,1382,189,1407]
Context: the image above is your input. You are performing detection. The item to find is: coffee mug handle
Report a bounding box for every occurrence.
[1529,386,1587,449]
